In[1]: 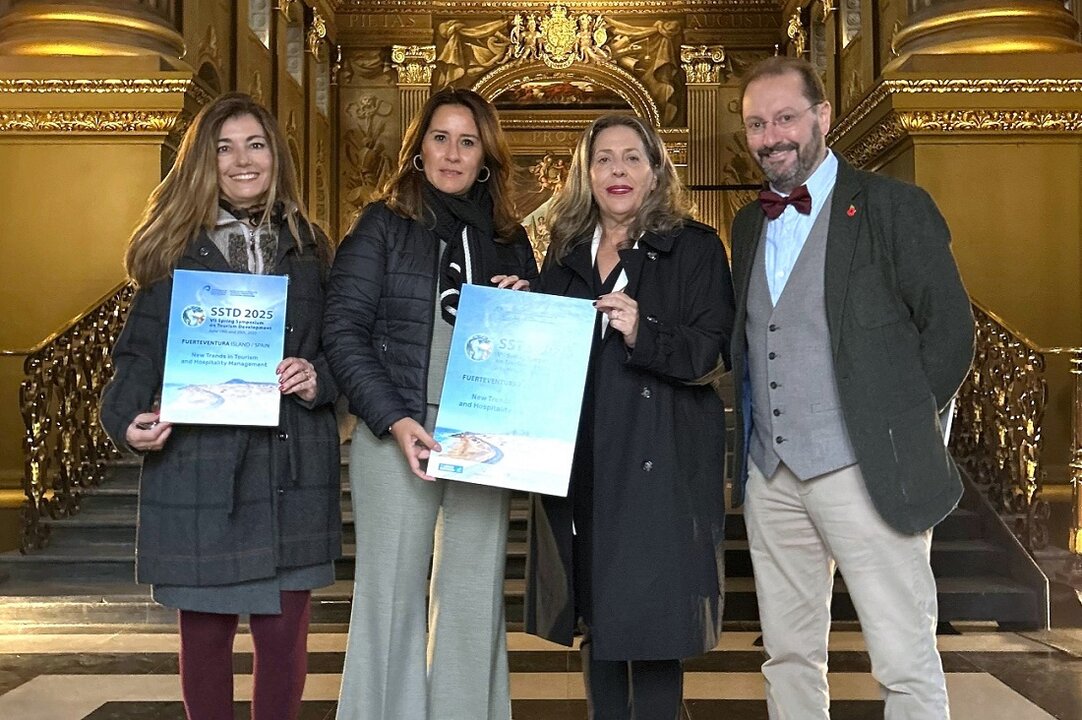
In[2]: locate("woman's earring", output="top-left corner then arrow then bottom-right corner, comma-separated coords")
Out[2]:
412,154 -> 424,171
477,166 -> 491,183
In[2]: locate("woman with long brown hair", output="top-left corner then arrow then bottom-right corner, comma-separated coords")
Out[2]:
100,92 -> 341,720
324,87 -> 536,720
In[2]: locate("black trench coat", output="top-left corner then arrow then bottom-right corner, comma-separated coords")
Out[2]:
524,220 -> 735,661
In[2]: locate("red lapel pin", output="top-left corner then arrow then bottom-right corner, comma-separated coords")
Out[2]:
847,205 -> 857,217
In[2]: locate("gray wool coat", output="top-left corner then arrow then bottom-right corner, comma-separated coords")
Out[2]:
100,222 -> 342,587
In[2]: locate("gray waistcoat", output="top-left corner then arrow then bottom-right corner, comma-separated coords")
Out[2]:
745,195 -> 858,480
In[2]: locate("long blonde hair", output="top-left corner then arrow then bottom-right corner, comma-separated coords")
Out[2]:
547,114 -> 693,261
379,87 -> 520,240
125,93 -> 323,287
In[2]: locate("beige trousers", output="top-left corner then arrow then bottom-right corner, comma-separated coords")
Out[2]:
744,460 -> 950,719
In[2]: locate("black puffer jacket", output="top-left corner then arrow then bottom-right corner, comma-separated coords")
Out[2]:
323,200 -> 539,436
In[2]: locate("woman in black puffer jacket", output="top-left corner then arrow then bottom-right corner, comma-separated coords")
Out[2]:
323,87 -> 537,720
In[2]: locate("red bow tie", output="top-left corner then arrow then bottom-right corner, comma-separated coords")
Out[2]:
758,185 -> 812,220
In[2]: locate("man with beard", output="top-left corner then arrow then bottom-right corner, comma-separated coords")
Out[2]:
728,56 -> 974,719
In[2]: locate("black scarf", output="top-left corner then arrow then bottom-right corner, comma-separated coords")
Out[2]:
422,180 -> 498,325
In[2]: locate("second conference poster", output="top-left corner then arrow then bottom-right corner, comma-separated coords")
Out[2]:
427,284 -> 595,496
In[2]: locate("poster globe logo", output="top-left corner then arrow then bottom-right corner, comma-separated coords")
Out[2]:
465,334 -> 494,362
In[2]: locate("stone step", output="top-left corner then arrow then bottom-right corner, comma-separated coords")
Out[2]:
0,570 -> 1040,630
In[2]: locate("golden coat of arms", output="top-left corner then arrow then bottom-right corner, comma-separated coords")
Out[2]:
509,4 -> 609,69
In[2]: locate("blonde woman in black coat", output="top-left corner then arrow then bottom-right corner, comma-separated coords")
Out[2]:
524,114 -> 735,720
100,93 -> 340,720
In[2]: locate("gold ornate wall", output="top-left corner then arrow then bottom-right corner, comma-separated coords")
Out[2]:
0,0 -> 337,489
332,1 -> 785,246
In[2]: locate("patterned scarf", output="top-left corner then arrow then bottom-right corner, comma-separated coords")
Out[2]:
422,180 -> 498,325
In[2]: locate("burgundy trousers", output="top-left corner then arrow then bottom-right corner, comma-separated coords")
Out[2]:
178,590 -> 311,720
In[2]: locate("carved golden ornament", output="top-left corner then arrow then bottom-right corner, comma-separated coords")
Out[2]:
787,12 -> 807,56
307,11 -> 328,60
508,5 -> 609,69
839,108 -> 1082,168
831,78 -> 1082,144
392,44 -> 436,85
680,44 -> 726,84
277,0 -> 299,22
5,283 -> 135,552
0,110 -> 179,133
336,0 -> 776,13
0,78 -> 200,95
530,154 -> 569,194
821,0 -> 835,19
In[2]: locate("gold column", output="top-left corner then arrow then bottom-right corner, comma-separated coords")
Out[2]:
680,44 -> 726,234
890,0 -> 1080,64
391,44 -> 435,130
0,1 -> 185,59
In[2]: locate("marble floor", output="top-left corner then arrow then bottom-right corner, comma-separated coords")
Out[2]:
0,624 -> 1080,719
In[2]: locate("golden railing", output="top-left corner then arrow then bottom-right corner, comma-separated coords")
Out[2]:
1,283 -> 134,553
949,301 -> 1082,562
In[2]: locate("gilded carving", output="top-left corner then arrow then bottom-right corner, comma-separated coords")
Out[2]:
787,12 -> 807,56
392,44 -> 436,85
0,78 -> 201,95
341,93 -> 396,225
436,12 -> 680,123
435,19 -> 513,87
833,78 -> 1082,142
821,0 -> 836,19
337,0 -> 776,12
680,45 -> 726,84
530,154 -> 569,194
307,11 -> 328,61
507,5 -> 609,69
316,137 -> 329,226
276,0 -> 299,22
0,110 -> 178,133
839,109 -> 1082,169
340,48 -> 393,87
606,18 -> 681,124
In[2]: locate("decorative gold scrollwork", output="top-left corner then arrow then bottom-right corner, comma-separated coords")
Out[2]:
391,45 -> 436,85
680,45 -> 726,84
306,11 -> 328,61
949,304 -> 1050,551
530,154 -> 569,195
8,283 -> 135,553
508,5 -> 609,69
787,12 -> 807,56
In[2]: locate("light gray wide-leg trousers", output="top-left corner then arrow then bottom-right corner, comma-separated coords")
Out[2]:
336,420 -> 511,720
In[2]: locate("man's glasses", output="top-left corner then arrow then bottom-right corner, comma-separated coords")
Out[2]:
743,103 -> 821,136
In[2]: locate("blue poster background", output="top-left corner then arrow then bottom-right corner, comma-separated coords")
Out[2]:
427,284 -> 596,496
159,269 -> 288,426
